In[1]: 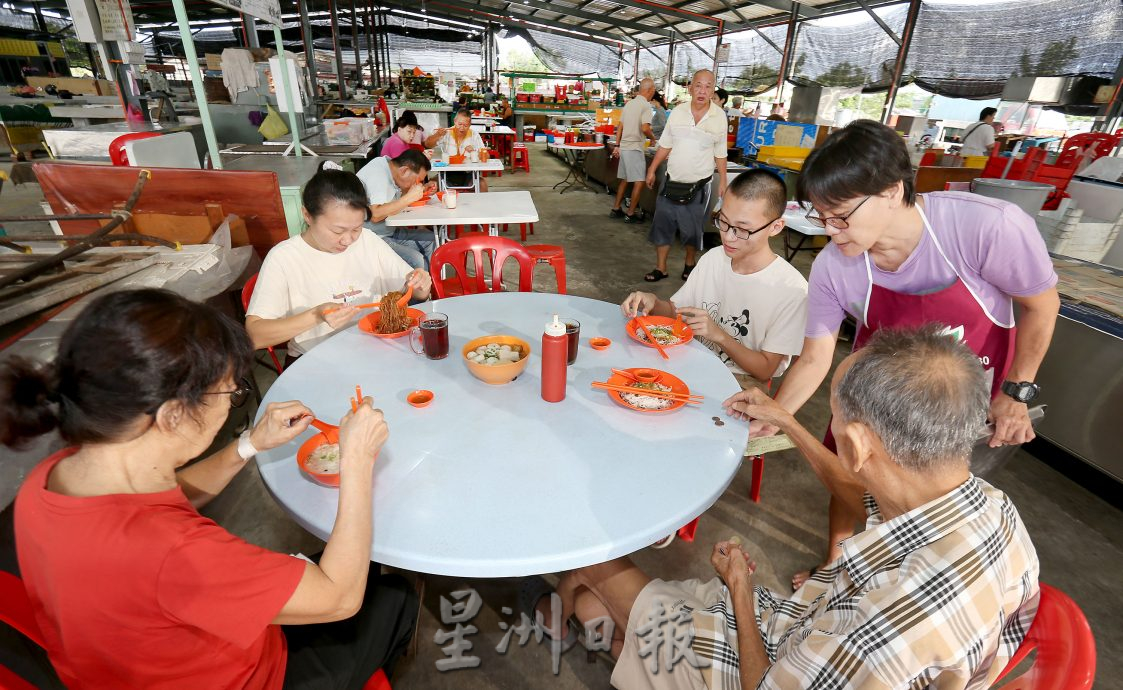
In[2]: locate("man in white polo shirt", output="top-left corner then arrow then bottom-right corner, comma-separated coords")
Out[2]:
610,77 -> 657,223
643,69 -> 728,282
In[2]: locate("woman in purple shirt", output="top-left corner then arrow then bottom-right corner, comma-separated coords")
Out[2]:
725,120 -> 1059,590
381,111 -> 421,159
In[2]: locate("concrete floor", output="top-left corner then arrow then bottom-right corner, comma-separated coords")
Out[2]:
1,149 -> 1120,688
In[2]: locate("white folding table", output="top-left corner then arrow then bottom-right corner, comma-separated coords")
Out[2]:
386,190 -> 539,246
433,159 -> 504,193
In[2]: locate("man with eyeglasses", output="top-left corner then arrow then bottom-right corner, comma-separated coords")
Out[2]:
623,169 -> 807,388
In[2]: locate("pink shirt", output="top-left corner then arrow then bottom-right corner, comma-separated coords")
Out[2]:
381,131 -> 411,159
806,192 -> 1057,339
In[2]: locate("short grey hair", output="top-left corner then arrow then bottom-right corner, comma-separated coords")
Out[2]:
836,325 -> 988,472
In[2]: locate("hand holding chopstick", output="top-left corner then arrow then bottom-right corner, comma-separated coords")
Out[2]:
636,315 -> 670,360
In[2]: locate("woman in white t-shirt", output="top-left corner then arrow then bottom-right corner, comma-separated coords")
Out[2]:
246,163 -> 432,363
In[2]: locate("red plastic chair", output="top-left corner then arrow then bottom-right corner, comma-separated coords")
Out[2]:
241,273 -> 284,375
0,570 -> 49,689
1053,132 -> 1119,169
364,669 -> 392,690
991,583 -> 1096,689
430,234 -> 533,298
108,131 -> 161,166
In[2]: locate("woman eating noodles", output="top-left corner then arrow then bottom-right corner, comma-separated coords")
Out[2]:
4,288 -> 417,689
246,162 -> 432,366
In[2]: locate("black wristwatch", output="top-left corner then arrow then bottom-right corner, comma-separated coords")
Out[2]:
1001,380 -> 1040,404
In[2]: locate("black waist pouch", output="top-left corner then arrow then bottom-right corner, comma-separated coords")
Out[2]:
661,175 -> 711,205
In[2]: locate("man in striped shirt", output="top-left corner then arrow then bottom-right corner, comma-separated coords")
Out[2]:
536,325 -> 1039,689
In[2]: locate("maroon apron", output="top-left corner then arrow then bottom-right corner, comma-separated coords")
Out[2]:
824,207 -> 1015,450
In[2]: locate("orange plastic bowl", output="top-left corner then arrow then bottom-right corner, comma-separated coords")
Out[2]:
359,307 -> 425,339
296,432 -> 340,486
589,337 -> 611,350
448,154 -> 466,164
409,197 -> 431,207
626,316 -> 694,349
407,389 -> 434,407
462,335 -> 531,385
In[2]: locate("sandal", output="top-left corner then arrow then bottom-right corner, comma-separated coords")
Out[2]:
644,269 -> 668,282
518,576 -> 578,652
682,263 -> 696,280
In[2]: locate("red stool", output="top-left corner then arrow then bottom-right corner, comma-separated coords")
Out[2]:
525,244 -> 566,294
499,222 -> 535,241
512,144 -> 530,173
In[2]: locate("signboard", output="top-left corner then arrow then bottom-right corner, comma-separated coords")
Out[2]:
95,0 -> 134,41
206,0 -> 282,26
717,43 -> 731,65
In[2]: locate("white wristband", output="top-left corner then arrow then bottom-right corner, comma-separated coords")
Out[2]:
237,429 -> 259,461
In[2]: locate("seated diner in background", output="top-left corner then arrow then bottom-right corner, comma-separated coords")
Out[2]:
246,162 -> 432,365
425,109 -> 490,192
380,110 -> 422,159
4,288 -> 419,689
532,325 -> 1039,690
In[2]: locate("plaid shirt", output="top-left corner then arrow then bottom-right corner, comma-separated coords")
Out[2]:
690,476 -> 1039,689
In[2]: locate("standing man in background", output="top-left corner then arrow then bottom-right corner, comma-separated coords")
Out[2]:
960,107 -> 998,157
643,69 -> 728,283
610,78 -> 658,223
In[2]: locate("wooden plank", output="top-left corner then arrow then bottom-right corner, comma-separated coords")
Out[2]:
0,252 -> 158,318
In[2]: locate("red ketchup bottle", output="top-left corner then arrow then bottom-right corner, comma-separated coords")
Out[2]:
541,314 -> 568,402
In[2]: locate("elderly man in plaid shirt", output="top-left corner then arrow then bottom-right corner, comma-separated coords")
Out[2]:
532,325 -> 1039,689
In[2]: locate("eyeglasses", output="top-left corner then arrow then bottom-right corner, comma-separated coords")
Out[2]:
713,213 -> 781,240
204,377 -> 253,408
805,195 -> 872,229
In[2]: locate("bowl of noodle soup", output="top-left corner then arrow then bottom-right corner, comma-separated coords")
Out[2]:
297,432 -> 342,486
358,291 -> 425,339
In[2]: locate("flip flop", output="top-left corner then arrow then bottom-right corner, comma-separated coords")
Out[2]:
682,264 -> 696,280
644,269 -> 668,282
518,576 -> 578,652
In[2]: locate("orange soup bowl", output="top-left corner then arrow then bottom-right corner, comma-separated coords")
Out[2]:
462,335 -> 532,385
296,432 -> 341,486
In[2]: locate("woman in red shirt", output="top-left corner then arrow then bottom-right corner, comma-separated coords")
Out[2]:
3,288 -> 417,689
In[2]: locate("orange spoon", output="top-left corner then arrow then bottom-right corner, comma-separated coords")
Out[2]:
308,418 -> 340,443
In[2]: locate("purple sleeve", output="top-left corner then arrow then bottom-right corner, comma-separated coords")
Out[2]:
381,135 -> 407,159
805,251 -> 849,339
967,203 -> 1057,298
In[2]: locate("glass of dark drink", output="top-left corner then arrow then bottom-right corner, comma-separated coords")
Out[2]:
419,312 -> 449,360
564,319 -> 580,365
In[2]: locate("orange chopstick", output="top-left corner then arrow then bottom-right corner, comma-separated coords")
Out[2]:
637,316 -> 670,360
591,381 -> 703,403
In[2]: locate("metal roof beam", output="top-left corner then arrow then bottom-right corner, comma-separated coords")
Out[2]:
414,0 -> 632,45
853,0 -> 900,44
496,0 -> 674,38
